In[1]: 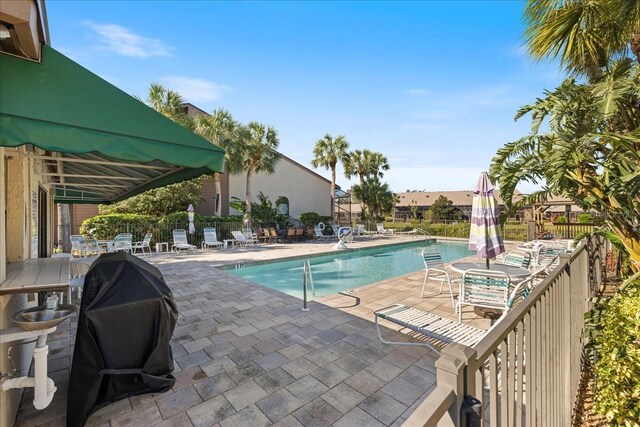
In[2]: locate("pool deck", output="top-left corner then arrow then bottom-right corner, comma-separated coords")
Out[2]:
14,236 -> 505,427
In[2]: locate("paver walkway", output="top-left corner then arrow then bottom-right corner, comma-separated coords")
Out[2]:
14,238 -> 492,427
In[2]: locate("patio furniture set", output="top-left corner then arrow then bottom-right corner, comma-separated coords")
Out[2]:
375,240 -> 568,354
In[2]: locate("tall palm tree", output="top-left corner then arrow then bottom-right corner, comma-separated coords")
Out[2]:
311,134 -> 349,217
143,83 -> 191,126
192,109 -> 242,216
524,0 -> 640,77
234,122 -> 280,221
344,149 -> 390,218
343,149 -> 390,186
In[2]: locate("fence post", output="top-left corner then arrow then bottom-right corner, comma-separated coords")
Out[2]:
436,343 -> 476,426
527,220 -> 536,241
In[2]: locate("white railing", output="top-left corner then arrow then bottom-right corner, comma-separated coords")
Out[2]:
404,235 -> 606,426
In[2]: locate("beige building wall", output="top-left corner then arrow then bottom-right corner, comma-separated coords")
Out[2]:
1,147 -> 55,427
227,157 -> 331,219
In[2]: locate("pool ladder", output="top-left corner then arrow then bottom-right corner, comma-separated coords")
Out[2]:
302,259 -> 316,311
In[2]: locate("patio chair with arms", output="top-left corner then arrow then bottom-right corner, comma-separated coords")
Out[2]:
456,269 -> 511,323
503,249 -> 532,269
70,235 -> 84,257
131,233 -> 153,256
420,247 -> 461,308
374,275 -> 532,355
202,227 -> 223,251
113,233 -> 133,253
172,229 -> 197,253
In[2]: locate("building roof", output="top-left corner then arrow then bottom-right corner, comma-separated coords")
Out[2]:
396,190 -> 518,207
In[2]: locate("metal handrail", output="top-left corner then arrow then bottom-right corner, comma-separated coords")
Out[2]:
302,259 -> 316,311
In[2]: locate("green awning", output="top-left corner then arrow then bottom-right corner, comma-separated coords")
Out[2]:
0,45 -> 225,203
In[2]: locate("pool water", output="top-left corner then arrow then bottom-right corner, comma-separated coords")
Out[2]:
225,241 -> 474,298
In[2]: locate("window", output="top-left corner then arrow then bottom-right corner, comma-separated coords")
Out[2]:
276,196 -> 289,215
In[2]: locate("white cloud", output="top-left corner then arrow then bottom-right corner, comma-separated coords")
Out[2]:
83,21 -> 171,58
406,88 -> 430,96
159,76 -> 230,103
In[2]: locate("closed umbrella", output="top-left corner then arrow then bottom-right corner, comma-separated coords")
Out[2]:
187,204 -> 195,234
469,172 -> 505,268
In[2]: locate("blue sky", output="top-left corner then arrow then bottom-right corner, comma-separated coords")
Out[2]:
47,1 -> 563,193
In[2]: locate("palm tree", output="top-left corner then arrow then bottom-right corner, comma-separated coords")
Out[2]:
352,178 -> 396,220
142,83 -> 190,126
524,0 -> 640,77
311,134 -> 349,218
192,109 -> 242,216
490,62 -> 640,270
343,149 -> 390,186
234,122 -> 280,222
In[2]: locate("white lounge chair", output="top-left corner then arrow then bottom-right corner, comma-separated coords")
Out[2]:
132,233 -> 153,256
376,223 -> 394,235
375,276 -> 532,355
231,230 -> 256,247
503,249 -> 532,269
313,226 -> 330,240
113,233 -> 133,253
420,247 -> 461,308
172,229 -> 197,253
202,227 -> 223,251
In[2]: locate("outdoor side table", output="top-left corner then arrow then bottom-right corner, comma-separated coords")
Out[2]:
155,242 -> 168,253
223,239 -> 235,249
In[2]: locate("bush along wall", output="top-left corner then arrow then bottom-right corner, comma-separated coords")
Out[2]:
592,277 -> 640,426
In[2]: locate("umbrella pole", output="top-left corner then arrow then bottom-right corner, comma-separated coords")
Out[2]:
486,258 -> 490,269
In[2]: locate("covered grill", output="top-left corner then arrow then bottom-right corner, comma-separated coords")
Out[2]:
67,252 -> 178,427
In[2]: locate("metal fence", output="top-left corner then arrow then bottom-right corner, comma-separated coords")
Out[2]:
403,235 -> 606,426
546,222 -> 597,240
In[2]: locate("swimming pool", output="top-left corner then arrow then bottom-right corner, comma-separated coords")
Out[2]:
224,240 -> 474,298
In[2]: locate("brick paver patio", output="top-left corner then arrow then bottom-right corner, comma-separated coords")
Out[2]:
14,237 -> 493,427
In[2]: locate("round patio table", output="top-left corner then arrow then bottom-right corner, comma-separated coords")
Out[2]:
449,262 -> 530,279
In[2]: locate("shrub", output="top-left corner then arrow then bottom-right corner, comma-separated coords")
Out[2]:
80,214 -> 157,242
577,213 -> 593,223
555,215 -> 568,224
158,211 -> 205,224
593,278 -> 640,426
299,212 -> 320,227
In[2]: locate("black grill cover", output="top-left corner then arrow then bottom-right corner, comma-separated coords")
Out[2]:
67,252 -> 178,427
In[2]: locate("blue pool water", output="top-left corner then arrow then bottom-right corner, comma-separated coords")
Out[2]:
225,241 -> 474,298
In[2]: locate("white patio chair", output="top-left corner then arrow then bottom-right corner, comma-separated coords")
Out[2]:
70,235 -> 84,257
113,233 -> 133,252
131,233 -> 153,256
376,223 -> 394,235
80,237 -> 101,257
420,247 -> 461,308
456,269 -> 511,323
172,229 -> 197,253
313,226 -> 330,240
242,228 -> 260,244
503,249 -> 532,269
202,227 -> 223,251
231,230 -> 255,247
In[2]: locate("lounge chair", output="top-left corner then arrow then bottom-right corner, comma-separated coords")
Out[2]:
268,228 -> 280,243
113,233 -> 133,253
231,230 -> 256,247
132,233 -> 153,256
201,227 -> 223,251
374,276 -> 532,354
420,247 -> 461,308
376,223 -> 394,235
172,229 -> 197,253
242,228 -> 260,244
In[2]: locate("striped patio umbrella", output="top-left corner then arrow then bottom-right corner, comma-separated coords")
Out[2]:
468,172 -> 505,267
187,204 -> 195,234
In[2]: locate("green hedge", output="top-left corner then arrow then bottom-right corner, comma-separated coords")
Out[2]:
594,278 -> 640,426
80,214 -> 157,241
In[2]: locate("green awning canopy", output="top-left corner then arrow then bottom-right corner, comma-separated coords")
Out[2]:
0,45 -> 225,204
